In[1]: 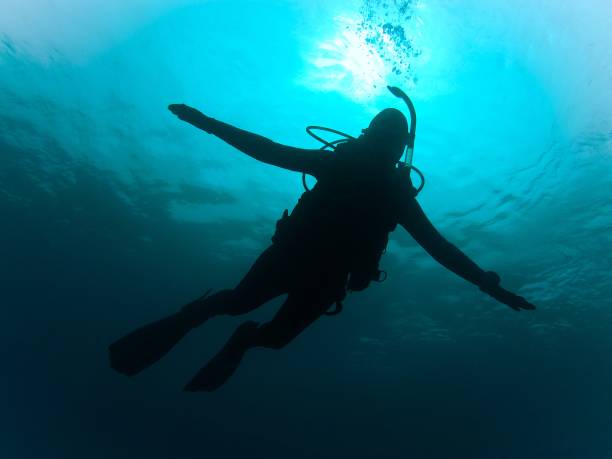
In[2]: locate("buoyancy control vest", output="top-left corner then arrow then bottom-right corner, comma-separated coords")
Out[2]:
272,141 -> 418,292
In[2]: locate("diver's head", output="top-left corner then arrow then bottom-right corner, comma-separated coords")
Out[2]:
361,108 -> 409,165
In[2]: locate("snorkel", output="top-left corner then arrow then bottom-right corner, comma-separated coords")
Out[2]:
305,85 -> 425,194
387,86 -> 416,167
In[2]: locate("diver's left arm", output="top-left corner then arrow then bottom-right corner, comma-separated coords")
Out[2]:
168,103 -> 328,176
399,197 -> 536,311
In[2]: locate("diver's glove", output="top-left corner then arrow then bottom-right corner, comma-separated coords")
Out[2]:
168,104 -> 215,133
478,270 -> 536,311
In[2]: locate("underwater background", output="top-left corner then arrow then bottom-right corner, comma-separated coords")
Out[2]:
2,0 -> 611,457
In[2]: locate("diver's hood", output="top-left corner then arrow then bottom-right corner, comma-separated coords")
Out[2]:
365,108 -> 410,149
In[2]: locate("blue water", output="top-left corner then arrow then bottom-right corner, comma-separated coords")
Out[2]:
2,1 -> 611,457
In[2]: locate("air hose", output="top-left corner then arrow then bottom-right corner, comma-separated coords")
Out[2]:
304,86 -> 424,194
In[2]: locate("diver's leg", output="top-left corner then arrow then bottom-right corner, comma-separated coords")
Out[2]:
180,244 -> 292,327
109,245 -> 291,376
184,290 -> 335,391
253,290 -> 333,349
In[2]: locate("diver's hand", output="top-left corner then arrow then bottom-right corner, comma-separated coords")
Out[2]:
486,285 -> 536,311
168,104 -> 213,131
478,272 -> 536,311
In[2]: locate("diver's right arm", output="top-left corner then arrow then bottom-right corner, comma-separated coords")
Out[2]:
168,104 -> 329,176
399,196 -> 536,312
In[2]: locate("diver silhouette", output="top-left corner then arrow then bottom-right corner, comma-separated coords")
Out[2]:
109,86 -> 535,392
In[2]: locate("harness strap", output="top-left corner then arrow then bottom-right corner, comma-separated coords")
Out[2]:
324,300 -> 343,316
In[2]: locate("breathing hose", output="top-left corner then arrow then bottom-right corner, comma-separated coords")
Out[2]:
303,86 -> 424,194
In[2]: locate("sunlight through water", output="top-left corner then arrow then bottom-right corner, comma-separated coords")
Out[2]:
2,1 -> 612,457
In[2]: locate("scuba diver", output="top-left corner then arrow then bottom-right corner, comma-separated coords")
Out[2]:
109,86 -> 536,392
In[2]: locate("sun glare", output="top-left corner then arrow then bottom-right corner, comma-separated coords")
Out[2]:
302,10 -> 420,101
304,16 -> 390,100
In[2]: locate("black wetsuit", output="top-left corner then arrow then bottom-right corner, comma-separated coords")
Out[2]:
190,116 -> 487,349
109,106 -> 534,390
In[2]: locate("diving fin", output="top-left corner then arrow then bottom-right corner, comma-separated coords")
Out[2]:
184,321 -> 259,392
109,289 -> 216,376
109,313 -> 192,376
